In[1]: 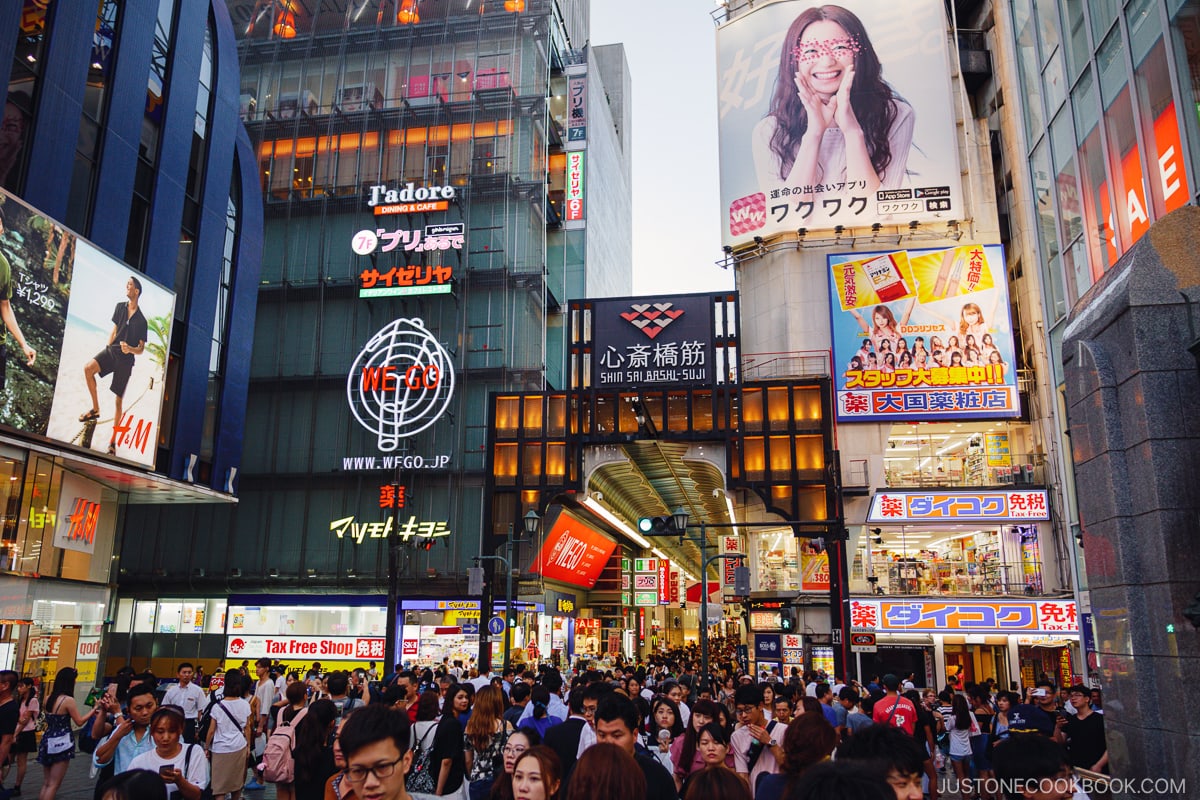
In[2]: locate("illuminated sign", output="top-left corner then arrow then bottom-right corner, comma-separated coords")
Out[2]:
366,183 -> 456,215
867,490 -> 1050,523
26,636 -> 60,660
0,187 -> 175,468
715,0 -> 963,245
330,515 -> 450,544
720,535 -> 744,593
54,472 -> 104,554
341,454 -> 451,471
567,75 -> 587,141
226,635 -> 386,660
530,510 -> 618,589
347,318 -> 456,451
565,152 -> 585,221
634,591 -> 658,607
590,294 -> 716,389
358,264 -> 453,298
546,590 -> 577,618
829,244 -> 1020,421
658,560 -> 670,606
352,224 -> 465,256
848,599 -> 1078,634
634,558 -> 657,573
378,485 -> 407,509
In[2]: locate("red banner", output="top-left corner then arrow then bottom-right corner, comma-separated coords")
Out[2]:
530,511 -> 617,589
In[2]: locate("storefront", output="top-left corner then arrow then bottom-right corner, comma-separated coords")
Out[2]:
538,589 -> 577,668
399,598 -> 544,669
0,451 -> 120,682
848,598 -> 1080,689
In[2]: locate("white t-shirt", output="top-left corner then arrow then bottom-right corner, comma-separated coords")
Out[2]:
161,682 -> 207,720
732,720 -> 787,798
210,698 -> 252,754
128,744 -> 209,797
254,679 -> 276,723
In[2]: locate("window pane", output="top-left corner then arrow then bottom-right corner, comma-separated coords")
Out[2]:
1050,110 -> 1082,242
1044,48 -> 1067,112
1012,0 -> 1046,143
1078,120 -> 1113,275
1090,0 -> 1121,43
1097,27 -> 1127,106
1034,0 -> 1060,56
1103,86 -> 1148,255
1031,139 -> 1059,263
1134,40 -> 1190,217
1063,0 -> 1090,78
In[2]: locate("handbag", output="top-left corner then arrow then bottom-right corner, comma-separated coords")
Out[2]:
43,732 -> 73,754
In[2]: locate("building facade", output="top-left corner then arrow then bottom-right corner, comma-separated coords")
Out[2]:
0,0 -> 263,684
712,0 -> 1081,689
107,0 -> 635,676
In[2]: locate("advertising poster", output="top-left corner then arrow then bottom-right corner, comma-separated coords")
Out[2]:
530,509 -> 618,590
45,240 -> 173,466
799,543 -> 829,592
715,0 -> 963,246
53,471 -> 104,555
828,243 -> 1019,421
0,188 -> 174,467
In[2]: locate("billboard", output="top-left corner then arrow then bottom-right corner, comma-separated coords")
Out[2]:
590,294 -> 715,389
867,489 -> 1050,523
715,0 -> 963,246
848,599 -> 1078,634
0,188 -> 174,467
530,510 -> 618,590
828,243 -> 1019,421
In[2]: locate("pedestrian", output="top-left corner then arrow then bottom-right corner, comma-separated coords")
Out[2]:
293,699 -> 340,800
335,704 -> 413,800
592,694 -> 676,800
206,670 -> 254,800
273,680 -> 310,800
511,746 -> 561,800
127,706 -> 209,798
646,697 -> 684,773
9,677 -> 40,794
786,761 -> 894,800
38,667 -> 101,800
95,769 -> 170,800
411,689 -> 466,797
563,743 -> 646,800
93,682 -> 159,797
833,724 -> 926,800
991,733 -> 1077,800
162,665 -> 207,744
448,684 -> 475,728
754,712 -> 837,800
246,657 -> 276,790
671,699 -> 730,791
465,686 -> 512,800
1053,684 -> 1107,774
678,723 -> 735,799
519,686 -> 562,740
681,766 -> 750,800
488,728 -> 539,800
730,684 -> 786,798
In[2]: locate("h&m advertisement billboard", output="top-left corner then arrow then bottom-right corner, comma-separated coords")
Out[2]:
715,0 -> 963,246
0,189 -> 174,467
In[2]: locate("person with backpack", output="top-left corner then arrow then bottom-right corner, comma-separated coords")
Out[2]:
326,672 -> 365,719
206,670 -> 254,800
269,681 -> 310,800
291,699 -> 338,800
408,690 -> 465,797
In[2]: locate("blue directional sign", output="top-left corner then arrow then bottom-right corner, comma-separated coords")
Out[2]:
487,616 -> 506,635
461,622 -> 480,636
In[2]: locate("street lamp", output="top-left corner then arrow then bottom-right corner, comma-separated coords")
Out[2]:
478,509 -> 541,673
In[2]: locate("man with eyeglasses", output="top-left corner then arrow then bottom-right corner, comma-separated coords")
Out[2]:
544,681 -> 607,782
730,684 -> 786,798
338,702 -> 436,800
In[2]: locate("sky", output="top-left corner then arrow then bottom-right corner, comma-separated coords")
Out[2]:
590,1 -> 735,296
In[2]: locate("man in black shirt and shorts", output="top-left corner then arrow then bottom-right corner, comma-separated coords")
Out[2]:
80,276 -> 148,455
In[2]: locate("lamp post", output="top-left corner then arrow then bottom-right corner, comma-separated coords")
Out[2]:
477,510 -> 540,672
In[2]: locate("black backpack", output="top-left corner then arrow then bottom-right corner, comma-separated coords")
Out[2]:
194,693 -> 221,744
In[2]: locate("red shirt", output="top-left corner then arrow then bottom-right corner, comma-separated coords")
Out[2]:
872,695 -> 917,735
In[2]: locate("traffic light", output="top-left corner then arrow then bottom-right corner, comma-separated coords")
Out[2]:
733,566 -> 751,597
779,608 -> 796,632
637,516 -> 677,536
416,537 -> 435,551
467,567 -> 484,595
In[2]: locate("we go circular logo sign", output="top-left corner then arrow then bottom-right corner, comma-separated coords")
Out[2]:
347,318 -> 456,451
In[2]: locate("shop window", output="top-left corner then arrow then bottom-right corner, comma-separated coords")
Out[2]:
1133,40 -> 1190,220
157,602 -> 183,633
205,599 -> 227,634
133,600 -> 158,633
115,598 -> 134,634
1100,86 -> 1146,259
751,530 -> 799,592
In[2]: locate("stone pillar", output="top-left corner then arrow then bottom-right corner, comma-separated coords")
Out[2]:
1061,206 -> 1200,794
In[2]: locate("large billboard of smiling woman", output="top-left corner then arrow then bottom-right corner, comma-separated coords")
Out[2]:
715,0 -> 965,246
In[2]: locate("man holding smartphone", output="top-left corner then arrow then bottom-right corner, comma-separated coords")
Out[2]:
93,684 -> 159,774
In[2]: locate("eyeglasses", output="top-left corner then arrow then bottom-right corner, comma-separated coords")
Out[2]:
345,757 -> 404,784
734,707 -> 754,717
502,744 -> 529,756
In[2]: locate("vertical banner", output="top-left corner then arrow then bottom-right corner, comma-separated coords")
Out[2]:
715,0 -> 963,246
567,74 -> 587,142
799,542 -> 830,592
828,243 -> 1019,421
658,560 -> 671,605
720,535 -> 744,595
565,152 -> 585,221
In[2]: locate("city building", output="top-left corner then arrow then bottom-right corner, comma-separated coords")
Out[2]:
106,0 -> 637,675
989,0 -> 1200,785
0,0 -> 263,684
712,0 -> 1082,686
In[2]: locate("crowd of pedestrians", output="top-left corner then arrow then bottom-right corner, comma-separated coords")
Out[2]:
1,648 -> 1108,800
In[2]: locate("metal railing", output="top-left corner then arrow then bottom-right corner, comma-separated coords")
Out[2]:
741,350 -> 831,381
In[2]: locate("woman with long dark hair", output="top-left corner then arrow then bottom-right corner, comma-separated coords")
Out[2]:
518,686 -> 561,740
511,746 -> 562,800
290,698 -> 338,800
37,667 -> 100,800
670,699 -> 729,791
752,4 -> 914,209
563,743 -> 644,800
943,693 -> 977,786
754,712 -> 837,800
645,696 -> 684,773
488,728 -> 540,800
9,677 -> 39,793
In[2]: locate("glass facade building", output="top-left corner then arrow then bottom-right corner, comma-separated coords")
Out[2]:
108,0 -> 633,673
0,0 -> 262,682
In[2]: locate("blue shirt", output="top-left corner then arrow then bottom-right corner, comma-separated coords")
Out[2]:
821,703 -> 839,728
94,725 -> 155,774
